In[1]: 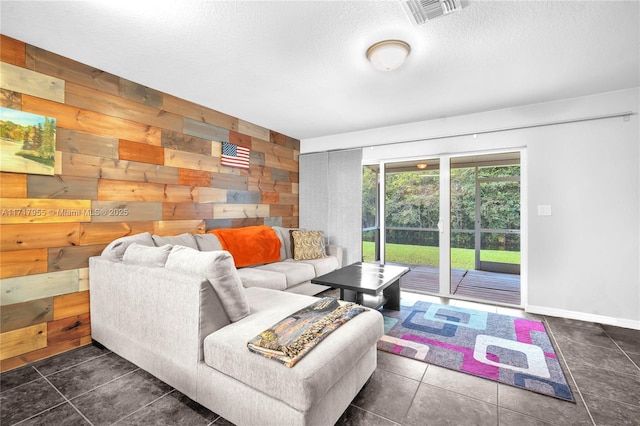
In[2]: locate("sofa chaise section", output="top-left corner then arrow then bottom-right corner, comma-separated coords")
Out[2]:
89,239 -> 383,426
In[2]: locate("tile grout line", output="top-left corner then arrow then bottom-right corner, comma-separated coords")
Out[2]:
34,365 -> 143,425
57,367 -> 142,401
600,328 -> 640,372
543,317 -> 597,426
0,366 -> 41,395
34,351 -> 113,378
108,388 -> 176,425
25,365 -> 95,426
347,403 -> 401,425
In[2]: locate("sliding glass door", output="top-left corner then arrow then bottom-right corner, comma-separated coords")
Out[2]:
449,153 -> 521,304
363,151 -> 522,306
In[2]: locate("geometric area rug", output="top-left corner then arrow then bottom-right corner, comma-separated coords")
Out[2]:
377,300 -> 575,402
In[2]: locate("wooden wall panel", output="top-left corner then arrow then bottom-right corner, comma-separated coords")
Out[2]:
78,222 -> 155,245
0,38 -> 300,368
162,203 -> 214,221
27,175 -> 98,200
229,130 -> 251,148
0,172 -> 27,197
154,219 -> 205,236
238,119 -> 270,140
1,270 -> 79,306
119,140 -> 165,165
22,95 -> 161,145
0,248 -> 48,278
162,130 -> 212,155
0,223 -> 81,251
90,201 -> 163,222
1,35 -> 26,66
213,204 -> 269,219
261,192 -> 279,204
162,94 -> 238,131
279,193 -> 299,206
61,152 -> 179,184
164,149 -> 221,172
0,323 -> 47,360
0,62 -> 64,103
65,82 -> 184,132
56,128 -> 119,158
47,313 -> 90,345
48,245 -> 104,272
27,46 -> 120,96
78,268 -> 90,292
210,173 -> 248,191
0,199 -> 91,224
98,179 -> 165,202
120,79 -> 163,109
195,187 -> 227,204
65,83 -> 183,132
0,298 -> 53,333
183,117 -> 230,142
179,169 -> 211,187
1,88 -> 22,109
53,291 -> 90,320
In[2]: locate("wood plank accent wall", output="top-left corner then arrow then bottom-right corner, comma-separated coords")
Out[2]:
0,35 -> 300,371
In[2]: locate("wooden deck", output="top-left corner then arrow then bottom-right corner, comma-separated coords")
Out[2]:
393,263 -> 521,306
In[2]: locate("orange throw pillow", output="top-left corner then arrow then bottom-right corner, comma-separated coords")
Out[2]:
209,225 -> 282,268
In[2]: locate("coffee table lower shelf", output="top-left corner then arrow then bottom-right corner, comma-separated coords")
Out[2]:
339,279 -> 401,310
312,263 -> 408,311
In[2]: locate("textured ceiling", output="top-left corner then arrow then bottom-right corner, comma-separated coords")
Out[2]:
1,1 -> 639,141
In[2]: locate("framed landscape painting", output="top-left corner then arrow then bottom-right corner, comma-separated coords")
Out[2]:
0,107 -> 56,176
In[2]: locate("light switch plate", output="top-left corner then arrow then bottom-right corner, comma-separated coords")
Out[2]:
538,205 -> 552,216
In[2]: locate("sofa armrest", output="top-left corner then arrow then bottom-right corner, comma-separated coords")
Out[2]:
326,245 -> 343,268
89,257 -> 229,399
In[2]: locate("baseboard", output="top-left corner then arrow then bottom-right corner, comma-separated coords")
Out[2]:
526,305 -> 640,330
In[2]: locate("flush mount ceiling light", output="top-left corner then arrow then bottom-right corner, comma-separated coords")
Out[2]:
416,163 -> 428,169
366,40 -> 411,71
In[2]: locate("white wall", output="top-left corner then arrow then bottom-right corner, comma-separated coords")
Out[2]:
301,88 -> 640,328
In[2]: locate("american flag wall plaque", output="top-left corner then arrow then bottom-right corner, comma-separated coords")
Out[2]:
221,141 -> 250,169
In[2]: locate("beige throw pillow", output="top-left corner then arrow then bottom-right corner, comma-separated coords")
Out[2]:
290,230 -> 327,260
165,246 -> 250,322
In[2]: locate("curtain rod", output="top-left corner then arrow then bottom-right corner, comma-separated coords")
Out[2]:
301,110 -> 635,155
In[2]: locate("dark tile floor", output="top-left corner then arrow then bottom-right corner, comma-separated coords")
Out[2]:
1,292 -> 639,425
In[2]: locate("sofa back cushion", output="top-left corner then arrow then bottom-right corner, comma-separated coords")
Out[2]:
194,233 -> 222,251
272,226 -> 296,260
101,232 -> 155,261
208,225 -> 281,268
165,246 -> 250,322
152,233 -> 198,250
123,243 -> 172,267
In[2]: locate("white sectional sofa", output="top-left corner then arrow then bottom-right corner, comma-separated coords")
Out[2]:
89,229 -> 382,426
100,226 -> 342,295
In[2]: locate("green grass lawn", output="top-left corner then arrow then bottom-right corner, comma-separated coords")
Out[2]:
362,241 -> 520,270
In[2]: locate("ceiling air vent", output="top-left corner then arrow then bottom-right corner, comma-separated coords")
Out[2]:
403,0 -> 464,25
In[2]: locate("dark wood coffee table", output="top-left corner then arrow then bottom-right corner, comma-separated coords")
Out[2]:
312,262 -> 409,310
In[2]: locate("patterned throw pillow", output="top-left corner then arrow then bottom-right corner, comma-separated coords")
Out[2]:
290,230 -> 327,260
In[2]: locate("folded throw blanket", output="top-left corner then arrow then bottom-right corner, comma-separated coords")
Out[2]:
248,297 -> 365,367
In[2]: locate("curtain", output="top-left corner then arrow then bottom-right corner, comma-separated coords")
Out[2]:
299,149 -> 363,266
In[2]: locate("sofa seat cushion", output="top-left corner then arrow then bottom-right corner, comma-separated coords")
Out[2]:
286,257 -> 339,277
253,262 -> 316,289
236,268 -> 287,291
203,287 -> 383,412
